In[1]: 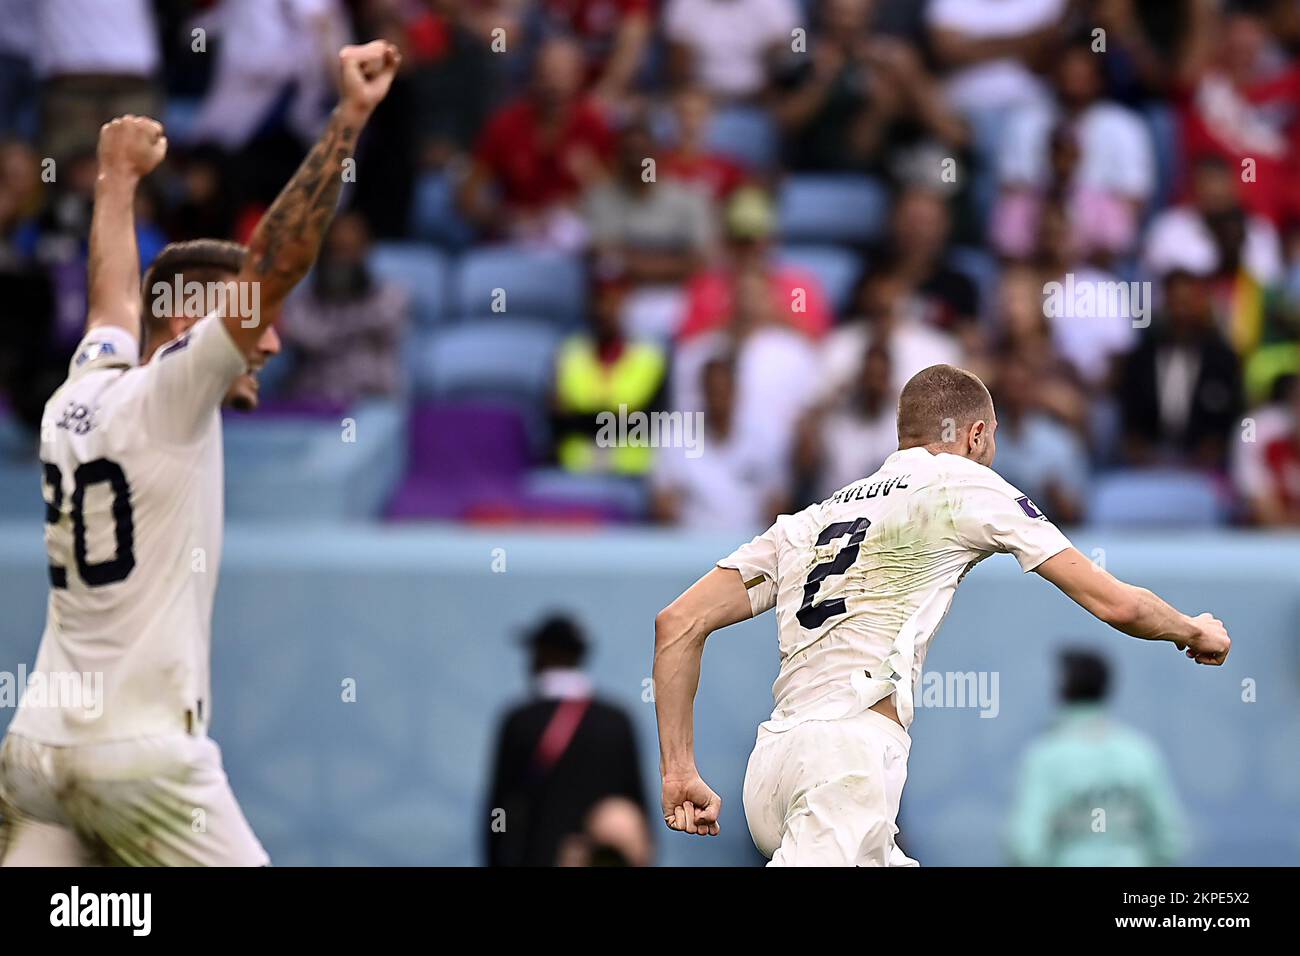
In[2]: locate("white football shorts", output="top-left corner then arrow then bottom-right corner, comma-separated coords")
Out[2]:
743,707 -> 918,867
0,732 -> 268,867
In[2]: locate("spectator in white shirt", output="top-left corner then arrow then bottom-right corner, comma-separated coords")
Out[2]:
994,38 -> 1156,263
664,0 -> 800,101
927,0 -> 1067,116
819,270 -> 964,407
36,0 -> 160,165
651,355 -> 784,531
672,266 -> 820,475
1144,156 -> 1284,286
191,0 -> 350,150
795,341 -> 899,502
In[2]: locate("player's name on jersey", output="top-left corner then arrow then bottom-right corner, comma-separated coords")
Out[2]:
827,474 -> 911,505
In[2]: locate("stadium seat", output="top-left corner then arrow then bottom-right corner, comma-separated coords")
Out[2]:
1087,469 -> 1229,528
777,244 -> 862,314
223,399 -> 408,520
370,242 -> 450,328
408,319 -> 560,455
409,318 -> 559,400
706,106 -> 778,170
523,468 -> 649,522
777,174 -> 889,245
410,171 -> 476,248
388,401 -> 531,520
453,247 -> 586,326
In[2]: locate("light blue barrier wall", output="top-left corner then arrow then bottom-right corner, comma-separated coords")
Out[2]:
1,521 -> 1298,866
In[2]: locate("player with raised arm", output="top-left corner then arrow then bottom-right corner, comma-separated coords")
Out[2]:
653,364 -> 1231,866
0,41 -> 400,867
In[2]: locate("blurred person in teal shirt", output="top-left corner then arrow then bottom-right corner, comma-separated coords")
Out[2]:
1007,649 -> 1187,866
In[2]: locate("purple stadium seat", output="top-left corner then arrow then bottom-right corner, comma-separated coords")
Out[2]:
387,402 -> 530,520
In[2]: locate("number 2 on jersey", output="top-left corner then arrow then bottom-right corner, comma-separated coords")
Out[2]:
42,458 -> 136,588
797,517 -> 872,629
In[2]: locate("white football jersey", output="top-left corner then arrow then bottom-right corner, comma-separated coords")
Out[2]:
718,446 -> 1072,731
9,316 -> 247,744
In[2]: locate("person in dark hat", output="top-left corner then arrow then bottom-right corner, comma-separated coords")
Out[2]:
483,613 -> 650,866
1006,648 -> 1187,866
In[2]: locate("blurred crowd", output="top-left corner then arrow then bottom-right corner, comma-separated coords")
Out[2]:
2,0 -> 1300,530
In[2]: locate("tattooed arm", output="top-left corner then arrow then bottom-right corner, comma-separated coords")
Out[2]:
86,115 -> 167,337
227,40 -> 400,355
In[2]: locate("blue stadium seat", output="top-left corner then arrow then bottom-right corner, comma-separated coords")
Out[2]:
370,242 -> 450,328
411,171 -> 476,248
523,468 -> 649,521
777,244 -> 862,314
777,174 -> 889,245
707,106 -> 778,170
409,319 -> 561,456
1087,469 -> 1228,528
409,319 -> 559,401
453,247 -> 586,326
222,399 -> 408,520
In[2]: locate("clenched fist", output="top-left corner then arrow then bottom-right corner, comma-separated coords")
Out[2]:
1178,612 -> 1231,666
338,41 -> 401,117
661,771 -> 722,837
97,115 -> 166,181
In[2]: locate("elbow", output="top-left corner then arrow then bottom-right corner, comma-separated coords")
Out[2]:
654,606 -> 682,646
654,603 -> 697,658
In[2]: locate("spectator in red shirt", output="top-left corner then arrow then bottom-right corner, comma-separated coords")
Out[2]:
1243,376 -> 1300,526
1175,3 -> 1300,226
677,186 -> 832,342
661,86 -> 750,203
539,0 -> 654,106
459,35 -> 614,247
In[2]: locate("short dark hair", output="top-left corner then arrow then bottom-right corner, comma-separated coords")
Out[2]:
1060,649 -> 1110,703
896,364 -> 994,448
140,239 -> 247,347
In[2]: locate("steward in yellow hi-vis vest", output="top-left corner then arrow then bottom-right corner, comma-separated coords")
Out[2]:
553,334 -> 667,475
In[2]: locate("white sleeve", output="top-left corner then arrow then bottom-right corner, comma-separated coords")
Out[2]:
66,326 -> 140,380
716,521 -> 782,616
950,468 -> 1073,572
142,313 -> 248,444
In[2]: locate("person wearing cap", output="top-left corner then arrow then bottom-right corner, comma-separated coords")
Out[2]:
484,614 -> 649,866
1006,649 -> 1187,866
676,186 -> 833,343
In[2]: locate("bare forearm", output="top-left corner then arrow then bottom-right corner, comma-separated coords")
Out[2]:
87,175 -> 141,333
654,612 -> 706,776
246,105 -> 365,306
1114,583 -> 1199,644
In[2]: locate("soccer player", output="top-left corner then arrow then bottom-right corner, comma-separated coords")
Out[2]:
0,41 -> 400,866
652,364 -> 1231,866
